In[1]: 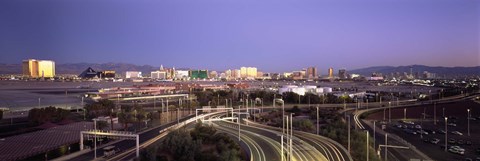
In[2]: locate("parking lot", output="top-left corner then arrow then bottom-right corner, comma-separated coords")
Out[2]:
367,100 -> 480,161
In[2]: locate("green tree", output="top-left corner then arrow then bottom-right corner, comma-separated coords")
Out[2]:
163,129 -> 200,161
190,122 -> 217,143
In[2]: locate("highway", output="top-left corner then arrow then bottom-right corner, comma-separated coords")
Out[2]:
67,115 -> 196,161
243,120 -> 352,161
212,120 -> 328,161
203,110 -> 351,161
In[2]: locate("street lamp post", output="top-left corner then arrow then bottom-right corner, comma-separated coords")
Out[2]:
404,108 -> 406,120
238,113 -> 241,141
443,107 -> 445,118
383,108 -> 386,121
316,106 -> 319,135
385,133 -> 388,161
94,119 -> 97,159
468,109 -> 470,136
344,99 -> 347,120
366,130 -> 369,161
388,102 -> 391,123
289,113 -> 293,161
445,117 -> 448,151
281,135 -> 284,161
434,102 -> 437,125
373,120 -> 376,150
347,115 -> 351,153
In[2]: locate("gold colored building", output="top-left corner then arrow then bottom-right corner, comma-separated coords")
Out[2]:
22,59 -> 55,78
328,67 -> 334,78
240,67 -> 257,78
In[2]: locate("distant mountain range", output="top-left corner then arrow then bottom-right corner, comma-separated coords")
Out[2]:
349,65 -> 480,78
0,63 -> 479,78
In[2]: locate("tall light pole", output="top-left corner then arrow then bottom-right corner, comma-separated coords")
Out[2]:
444,117 -> 448,152
38,97 -> 41,108
82,96 -> 85,120
366,99 -> 369,109
385,133 -> 388,161
166,99 -> 169,122
373,121 -> 376,151
347,115 -> 351,153
316,106 -> 319,135
366,130 -> 369,161
281,135 -> 284,161
388,102 -> 391,123
467,109 -> 470,136
94,119 -> 97,159
434,102 -> 437,125
383,108 -> 386,121
404,108 -> 406,120
443,107 -> 445,118
289,113 -> 293,161
238,113 -> 241,141
344,98 -> 347,120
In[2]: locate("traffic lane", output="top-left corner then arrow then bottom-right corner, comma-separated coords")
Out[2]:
70,115 -> 195,160
214,123 -> 266,161
245,121 -> 349,161
215,122 -> 280,161
217,121 -> 323,161
69,139 -> 135,161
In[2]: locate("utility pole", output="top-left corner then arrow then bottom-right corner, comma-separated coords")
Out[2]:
468,109 -> 470,136
238,114 -> 241,141
434,102 -> 437,125
388,102 -> 391,123
445,117 -> 448,151
385,133 -> 388,161
316,106 -> 319,135
366,130 -> 369,161
94,119 -> 97,159
347,115 -> 351,153
373,121 -> 376,150
289,113 -> 293,161
281,135 -> 284,161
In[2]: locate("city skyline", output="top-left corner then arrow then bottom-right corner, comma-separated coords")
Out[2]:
1,0 -> 479,73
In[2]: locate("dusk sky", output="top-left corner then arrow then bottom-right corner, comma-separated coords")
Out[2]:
0,0 -> 478,72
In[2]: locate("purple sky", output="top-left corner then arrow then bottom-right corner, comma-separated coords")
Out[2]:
0,0 -> 478,73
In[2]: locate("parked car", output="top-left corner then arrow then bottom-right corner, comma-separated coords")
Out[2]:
448,123 -> 457,127
452,131 -> 464,136
438,129 -> 446,134
403,120 -> 415,125
417,130 -> 429,135
404,129 -> 417,135
458,140 -> 465,145
425,129 -> 436,134
430,138 -> 440,144
449,148 -> 465,155
415,125 -> 422,129
449,139 -> 456,144
451,146 -> 465,152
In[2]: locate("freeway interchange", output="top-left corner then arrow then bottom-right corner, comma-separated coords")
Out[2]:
67,107 -> 353,161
